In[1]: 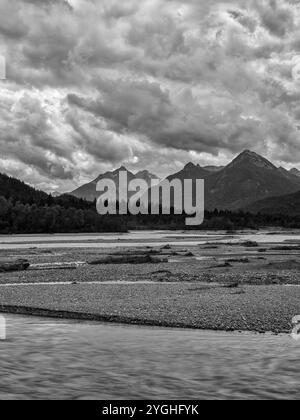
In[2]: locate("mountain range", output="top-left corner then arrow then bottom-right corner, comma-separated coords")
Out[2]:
70,167 -> 158,202
0,150 -> 299,216
68,150 -> 300,213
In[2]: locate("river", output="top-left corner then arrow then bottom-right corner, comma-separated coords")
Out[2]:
0,230 -> 299,249
0,315 -> 299,400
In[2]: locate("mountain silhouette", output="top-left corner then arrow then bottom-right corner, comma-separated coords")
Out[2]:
168,162 -> 212,183
290,168 -> 300,178
0,172 -> 48,203
67,150 -> 300,211
204,150 -> 300,210
70,167 -> 159,202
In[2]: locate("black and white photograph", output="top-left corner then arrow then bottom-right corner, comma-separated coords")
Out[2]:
0,0 -> 300,403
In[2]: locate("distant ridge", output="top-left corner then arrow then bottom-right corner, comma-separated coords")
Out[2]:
67,150 -> 300,211
165,150 -> 300,211
226,150 -> 276,170
290,168 -> 300,177
245,190 -> 300,216
70,167 -> 159,202
0,172 -> 48,204
167,162 -> 212,182
0,172 -> 92,209
204,150 -> 300,210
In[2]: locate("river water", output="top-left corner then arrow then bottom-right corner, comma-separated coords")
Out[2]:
0,315 -> 299,400
0,230 -> 299,249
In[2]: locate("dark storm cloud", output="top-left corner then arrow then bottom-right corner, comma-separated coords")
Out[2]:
254,0 -> 294,37
0,0 -> 300,191
65,108 -> 133,163
67,78 -> 264,156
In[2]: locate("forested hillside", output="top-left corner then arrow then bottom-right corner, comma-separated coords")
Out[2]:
0,173 -> 126,233
1,172 -> 300,234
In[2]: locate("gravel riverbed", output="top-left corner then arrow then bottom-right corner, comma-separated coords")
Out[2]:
0,283 -> 299,334
0,242 -> 299,333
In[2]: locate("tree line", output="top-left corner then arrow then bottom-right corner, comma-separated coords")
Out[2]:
1,195 -> 300,234
0,172 -> 299,234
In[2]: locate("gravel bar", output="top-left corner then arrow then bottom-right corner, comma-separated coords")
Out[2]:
0,283 -> 299,333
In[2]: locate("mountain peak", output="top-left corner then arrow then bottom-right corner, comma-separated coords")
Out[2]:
184,162 -> 197,170
94,166 -> 130,183
229,150 -> 276,170
115,165 -> 128,172
290,168 -> 300,177
136,170 -> 158,179
239,150 -> 263,160
240,149 -> 254,156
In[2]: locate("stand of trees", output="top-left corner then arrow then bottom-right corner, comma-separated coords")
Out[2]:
0,194 -> 300,234
0,173 -> 127,233
125,210 -> 300,231
0,172 -> 299,234
0,196 -> 128,234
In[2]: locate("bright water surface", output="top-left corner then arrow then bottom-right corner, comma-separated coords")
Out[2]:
0,230 -> 299,249
0,315 -> 299,400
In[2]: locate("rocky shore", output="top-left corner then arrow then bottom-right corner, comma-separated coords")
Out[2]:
0,283 -> 299,333
0,239 -> 299,334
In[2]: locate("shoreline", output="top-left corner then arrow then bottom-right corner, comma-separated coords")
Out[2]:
1,233 -> 299,336
0,305 -> 290,334
0,279 -> 297,334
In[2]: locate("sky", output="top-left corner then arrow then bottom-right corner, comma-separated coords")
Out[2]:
1,0 -> 300,193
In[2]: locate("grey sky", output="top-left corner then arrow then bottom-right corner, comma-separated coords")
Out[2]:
0,0 -> 300,193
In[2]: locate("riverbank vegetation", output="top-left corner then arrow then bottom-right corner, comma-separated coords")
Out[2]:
1,193 -> 300,234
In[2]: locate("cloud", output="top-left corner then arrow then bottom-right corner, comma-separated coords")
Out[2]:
0,92 -> 74,180
65,106 -> 134,163
1,0 -> 300,192
254,0 -> 294,37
